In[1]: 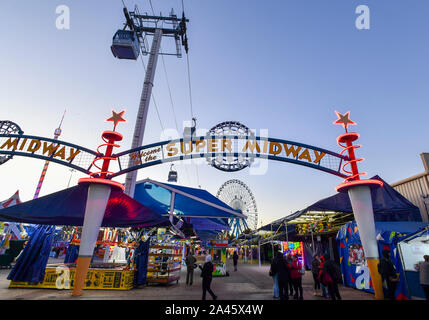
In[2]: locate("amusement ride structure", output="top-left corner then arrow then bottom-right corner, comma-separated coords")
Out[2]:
216,179 -> 258,237
0,121 -> 23,165
208,121 -> 255,172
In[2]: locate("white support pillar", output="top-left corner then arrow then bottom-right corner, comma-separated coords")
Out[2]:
125,28 -> 163,197
72,183 -> 111,296
348,184 -> 384,299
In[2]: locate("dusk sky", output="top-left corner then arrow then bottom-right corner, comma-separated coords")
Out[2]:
0,1 -> 428,228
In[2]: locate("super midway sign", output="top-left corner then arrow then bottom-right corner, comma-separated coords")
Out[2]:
0,133 -> 349,179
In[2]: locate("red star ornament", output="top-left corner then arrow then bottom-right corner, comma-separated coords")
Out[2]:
333,110 -> 356,132
107,110 -> 126,130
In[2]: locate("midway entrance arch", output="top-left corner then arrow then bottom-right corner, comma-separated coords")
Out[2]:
0,132 -> 349,180
0,111 -> 385,299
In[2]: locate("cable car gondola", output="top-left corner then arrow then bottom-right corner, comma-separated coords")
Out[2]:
168,164 -> 178,182
111,30 -> 140,60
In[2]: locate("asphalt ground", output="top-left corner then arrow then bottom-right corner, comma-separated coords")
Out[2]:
0,258 -> 374,300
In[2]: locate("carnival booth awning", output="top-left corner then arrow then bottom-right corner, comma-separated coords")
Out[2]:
337,221 -> 429,300
300,175 -> 421,222
133,179 -> 245,219
258,175 -> 421,235
0,184 -> 170,228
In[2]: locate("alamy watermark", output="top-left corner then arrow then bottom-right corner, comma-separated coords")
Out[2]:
355,5 -> 370,30
56,5 -> 70,30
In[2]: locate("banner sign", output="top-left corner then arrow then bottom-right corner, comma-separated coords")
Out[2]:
0,134 -> 98,175
112,135 -> 349,179
0,133 -> 349,179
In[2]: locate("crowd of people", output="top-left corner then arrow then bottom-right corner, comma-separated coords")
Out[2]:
184,245 -> 429,301
270,252 -> 342,300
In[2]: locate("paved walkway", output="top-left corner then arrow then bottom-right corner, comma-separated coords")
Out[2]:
0,260 -> 374,300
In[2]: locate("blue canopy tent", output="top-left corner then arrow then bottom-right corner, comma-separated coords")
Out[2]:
133,179 -> 242,238
134,179 -> 244,219
337,221 -> 428,299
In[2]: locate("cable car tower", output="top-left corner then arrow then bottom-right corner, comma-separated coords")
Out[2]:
111,5 -> 189,197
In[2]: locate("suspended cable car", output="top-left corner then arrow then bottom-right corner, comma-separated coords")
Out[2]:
183,118 -> 197,142
111,30 -> 140,60
168,164 -> 178,182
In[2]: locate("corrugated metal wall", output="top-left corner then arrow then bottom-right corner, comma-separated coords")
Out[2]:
392,174 -> 429,222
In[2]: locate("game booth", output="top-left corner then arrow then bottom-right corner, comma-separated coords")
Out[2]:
337,221 -> 429,299
206,239 -> 228,276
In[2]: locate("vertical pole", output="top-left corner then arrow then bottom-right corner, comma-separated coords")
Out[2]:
328,237 -> 334,261
124,28 -> 163,197
270,224 -> 274,259
258,238 -> 261,267
169,192 -> 176,224
285,221 -> 288,243
72,183 -> 111,296
311,227 -> 315,256
348,185 -> 384,300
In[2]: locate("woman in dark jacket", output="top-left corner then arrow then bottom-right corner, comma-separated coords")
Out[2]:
199,255 -> 217,300
271,252 -> 291,300
233,250 -> 239,271
378,249 -> 398,300
320,254 -> 342,300
311,254 -> 321,296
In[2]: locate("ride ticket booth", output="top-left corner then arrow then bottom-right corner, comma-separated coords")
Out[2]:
207,240 -> 228,277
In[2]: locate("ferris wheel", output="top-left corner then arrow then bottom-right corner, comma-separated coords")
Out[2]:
0,121 -> 23,165
208,121 -> 255,172
216,179 -> 258,237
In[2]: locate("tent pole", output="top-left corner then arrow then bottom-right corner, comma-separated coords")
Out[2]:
285,221 -> 288,243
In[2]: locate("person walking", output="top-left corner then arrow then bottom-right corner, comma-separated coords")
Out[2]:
233,249 -> 239,272
318,255 -> 329,298
378,249 -> 399,300
286,253 -> 294,296
185,250 -> 197,286
311,254 -> 322,296
271,251 -> 291,300
320,254 -> 342,300
270,253 -> 280,299
199,255 -> 217,300
415,255 -> 429,300
290,254 -> 304,300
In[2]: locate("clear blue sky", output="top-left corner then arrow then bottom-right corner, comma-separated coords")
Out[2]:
0,0 -> 428,227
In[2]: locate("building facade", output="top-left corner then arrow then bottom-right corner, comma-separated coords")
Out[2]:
391,153 -> 429,222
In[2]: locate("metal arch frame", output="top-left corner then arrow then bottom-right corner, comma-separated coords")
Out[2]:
0,133 -> 349,180
110,135 -> 349,179
0,134 -> 99,175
